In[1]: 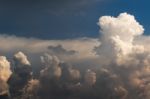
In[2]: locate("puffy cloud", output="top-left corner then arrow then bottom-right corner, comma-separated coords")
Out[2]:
22,79 -> 40,99
60,63 -> 81,83
0,56 -> 12,82
0,56 -> 12,95
68,68 -> 81,82
84,69 -> 96,86
40,53 -> 62,79
95,12 -> 145,65
93,12 -> 150,99
14,51 -> 31,66
8,52 -> 32,99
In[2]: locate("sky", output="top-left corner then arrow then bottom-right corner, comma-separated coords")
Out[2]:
2,1 -> 150,99
0,0 -> 149,39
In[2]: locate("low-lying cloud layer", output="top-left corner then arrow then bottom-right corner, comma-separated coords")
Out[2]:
1,13 -> 150,99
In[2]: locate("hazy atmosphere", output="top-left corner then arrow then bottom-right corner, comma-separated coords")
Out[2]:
0,0 -> 150,99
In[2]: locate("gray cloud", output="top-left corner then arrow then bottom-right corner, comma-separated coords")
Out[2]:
48,45 -> 77,56
8,52 -> 32,99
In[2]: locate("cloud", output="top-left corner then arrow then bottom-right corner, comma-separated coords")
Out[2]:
2,12 -> 150,99
48,44 -> 77,56
40,53 -> 62,79
0,56 -> 12,95
95,12 -> 145,65
23,79 -> 40,99
0,35 -> 99,63
8,52 -> 32,99
60,62 -> 81,83
93,12 -> 150,99
14,51 -> 31,66
84,69 -> 96,86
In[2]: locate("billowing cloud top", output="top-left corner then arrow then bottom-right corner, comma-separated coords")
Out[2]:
95,13 -> 146,65
14,51 -> 31,66
99,13 -> 144,42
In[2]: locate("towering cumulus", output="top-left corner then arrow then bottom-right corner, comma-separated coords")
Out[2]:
94,13 -> 150,99
95,13 -> 144,65
8,52 -> 32,99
